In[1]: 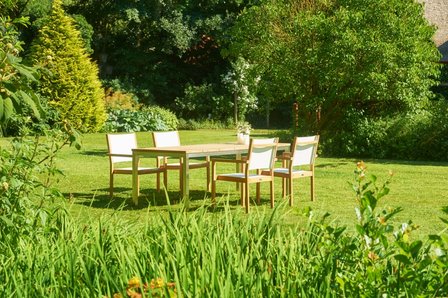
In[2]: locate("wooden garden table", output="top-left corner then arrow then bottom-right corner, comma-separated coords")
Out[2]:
132,142 -> 290,206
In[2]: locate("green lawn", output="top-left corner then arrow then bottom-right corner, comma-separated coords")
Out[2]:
50,129 -> 448,237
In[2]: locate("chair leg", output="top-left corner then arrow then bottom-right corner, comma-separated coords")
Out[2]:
156,172 -> 160,191
311,175 -> 315,201
289,177 -> 293,206
211,180 -> 216,206
161,170 -> 167,191
244,182 -> 250,213
206,166 -> 211,192
282,177 -> 286,199
179,169 -> 183,193
164,170 -> 168,190
240,183 -> 245,207
211,162 -> 216,206
270,180 -> 275,208
256,182 -> 261,205
109,173 -> 114,198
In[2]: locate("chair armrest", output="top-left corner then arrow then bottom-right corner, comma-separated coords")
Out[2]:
211,158 -> 247,164
108,153 -> 132,158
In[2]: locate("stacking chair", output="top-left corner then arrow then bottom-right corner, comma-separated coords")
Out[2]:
106,133 -> 166,198
211,138 -> 279,213
152,131 -> 210,192
271,135 -> 319,205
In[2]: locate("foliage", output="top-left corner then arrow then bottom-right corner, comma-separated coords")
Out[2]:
0,16 -> 42,136
64,0 -> 250,106
177,118 -> 232,130
226,0 -> 441,133
26,0 -> 106,132
104,88 -> 140,111
322,101 -> 448,161
174,82 -> 231,121
0,124 -> 79,246
103,106 -> 178,133
236,120 -> 251,134
71,14 -> 94,54
221,56 -> 259,123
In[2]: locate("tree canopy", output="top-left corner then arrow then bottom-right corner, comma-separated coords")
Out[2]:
226,0 -> 441,132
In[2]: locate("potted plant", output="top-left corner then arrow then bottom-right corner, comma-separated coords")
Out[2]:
236,121 -> 251,144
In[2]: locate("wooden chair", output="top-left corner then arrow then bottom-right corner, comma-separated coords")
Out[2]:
152,131 -> 210,192
106,133 -> 165,198
211,138 -> 279,213
271,135 -> 319,205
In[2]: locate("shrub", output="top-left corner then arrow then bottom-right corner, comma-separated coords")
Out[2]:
174,83 -> 232,121
26,0 -> 106,132
322,101 -> 448,161
104,88 -> 140,111
177,118 -> 232,130
103,106 -> 178,132
0,125 -> 79,245
0,16 -> 42,136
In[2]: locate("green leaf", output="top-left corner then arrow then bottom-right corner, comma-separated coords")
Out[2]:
0,95 -> 4,121
409,240 -> 423,259
3,97 -> 14,121
394,254 -> 411,264
428,234 -> 441,241
8,53 -> 39,82
17,90 -> 41,119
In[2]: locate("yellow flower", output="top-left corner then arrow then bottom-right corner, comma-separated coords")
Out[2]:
368,251 -> 379,261
128,276 -> 140,288
356,161 -> 366,170
150,277 -> 165,289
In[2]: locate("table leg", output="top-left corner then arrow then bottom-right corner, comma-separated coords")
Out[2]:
182,154 -> 190,208
236,153 -> 241,191
132,153 -> 140,205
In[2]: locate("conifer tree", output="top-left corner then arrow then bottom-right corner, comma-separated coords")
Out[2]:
27,0 -> 105,132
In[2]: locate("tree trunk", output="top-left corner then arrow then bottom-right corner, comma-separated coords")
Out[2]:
234,92 -> 238,123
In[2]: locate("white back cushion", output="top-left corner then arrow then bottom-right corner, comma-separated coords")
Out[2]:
153,131 -> 181,147
107,133 -> 137,163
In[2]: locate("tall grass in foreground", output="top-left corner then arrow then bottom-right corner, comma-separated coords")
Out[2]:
1,195 -> 447,296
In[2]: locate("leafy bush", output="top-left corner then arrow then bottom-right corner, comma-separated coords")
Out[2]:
103,106 -> 178,132
177,118 -> 232,130
322,101 -> 448,161
174,83 -> 232,121
0,16 -> 42,136
0,125 -> 79,246
104,88 -> 140,111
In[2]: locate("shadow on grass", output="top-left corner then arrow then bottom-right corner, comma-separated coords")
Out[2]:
81,149 -> 107,156
66,187 -> 278,213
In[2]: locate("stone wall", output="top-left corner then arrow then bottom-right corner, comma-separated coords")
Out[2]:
421,0 -> 448,61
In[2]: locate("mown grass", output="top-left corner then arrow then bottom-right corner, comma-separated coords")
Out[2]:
28,129 -> 447,238
1,129 -> 448,296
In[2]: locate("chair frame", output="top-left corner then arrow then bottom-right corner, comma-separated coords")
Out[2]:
106,133 -> 166,198
152,131 -> 210,192
211,138 -> 279,213
274,135 -> 319,205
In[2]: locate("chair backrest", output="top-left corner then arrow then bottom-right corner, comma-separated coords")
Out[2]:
247,138 -> 279,171
291,135 -> 319,167
152,131 -> 181,147
106,133 -> 137,163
